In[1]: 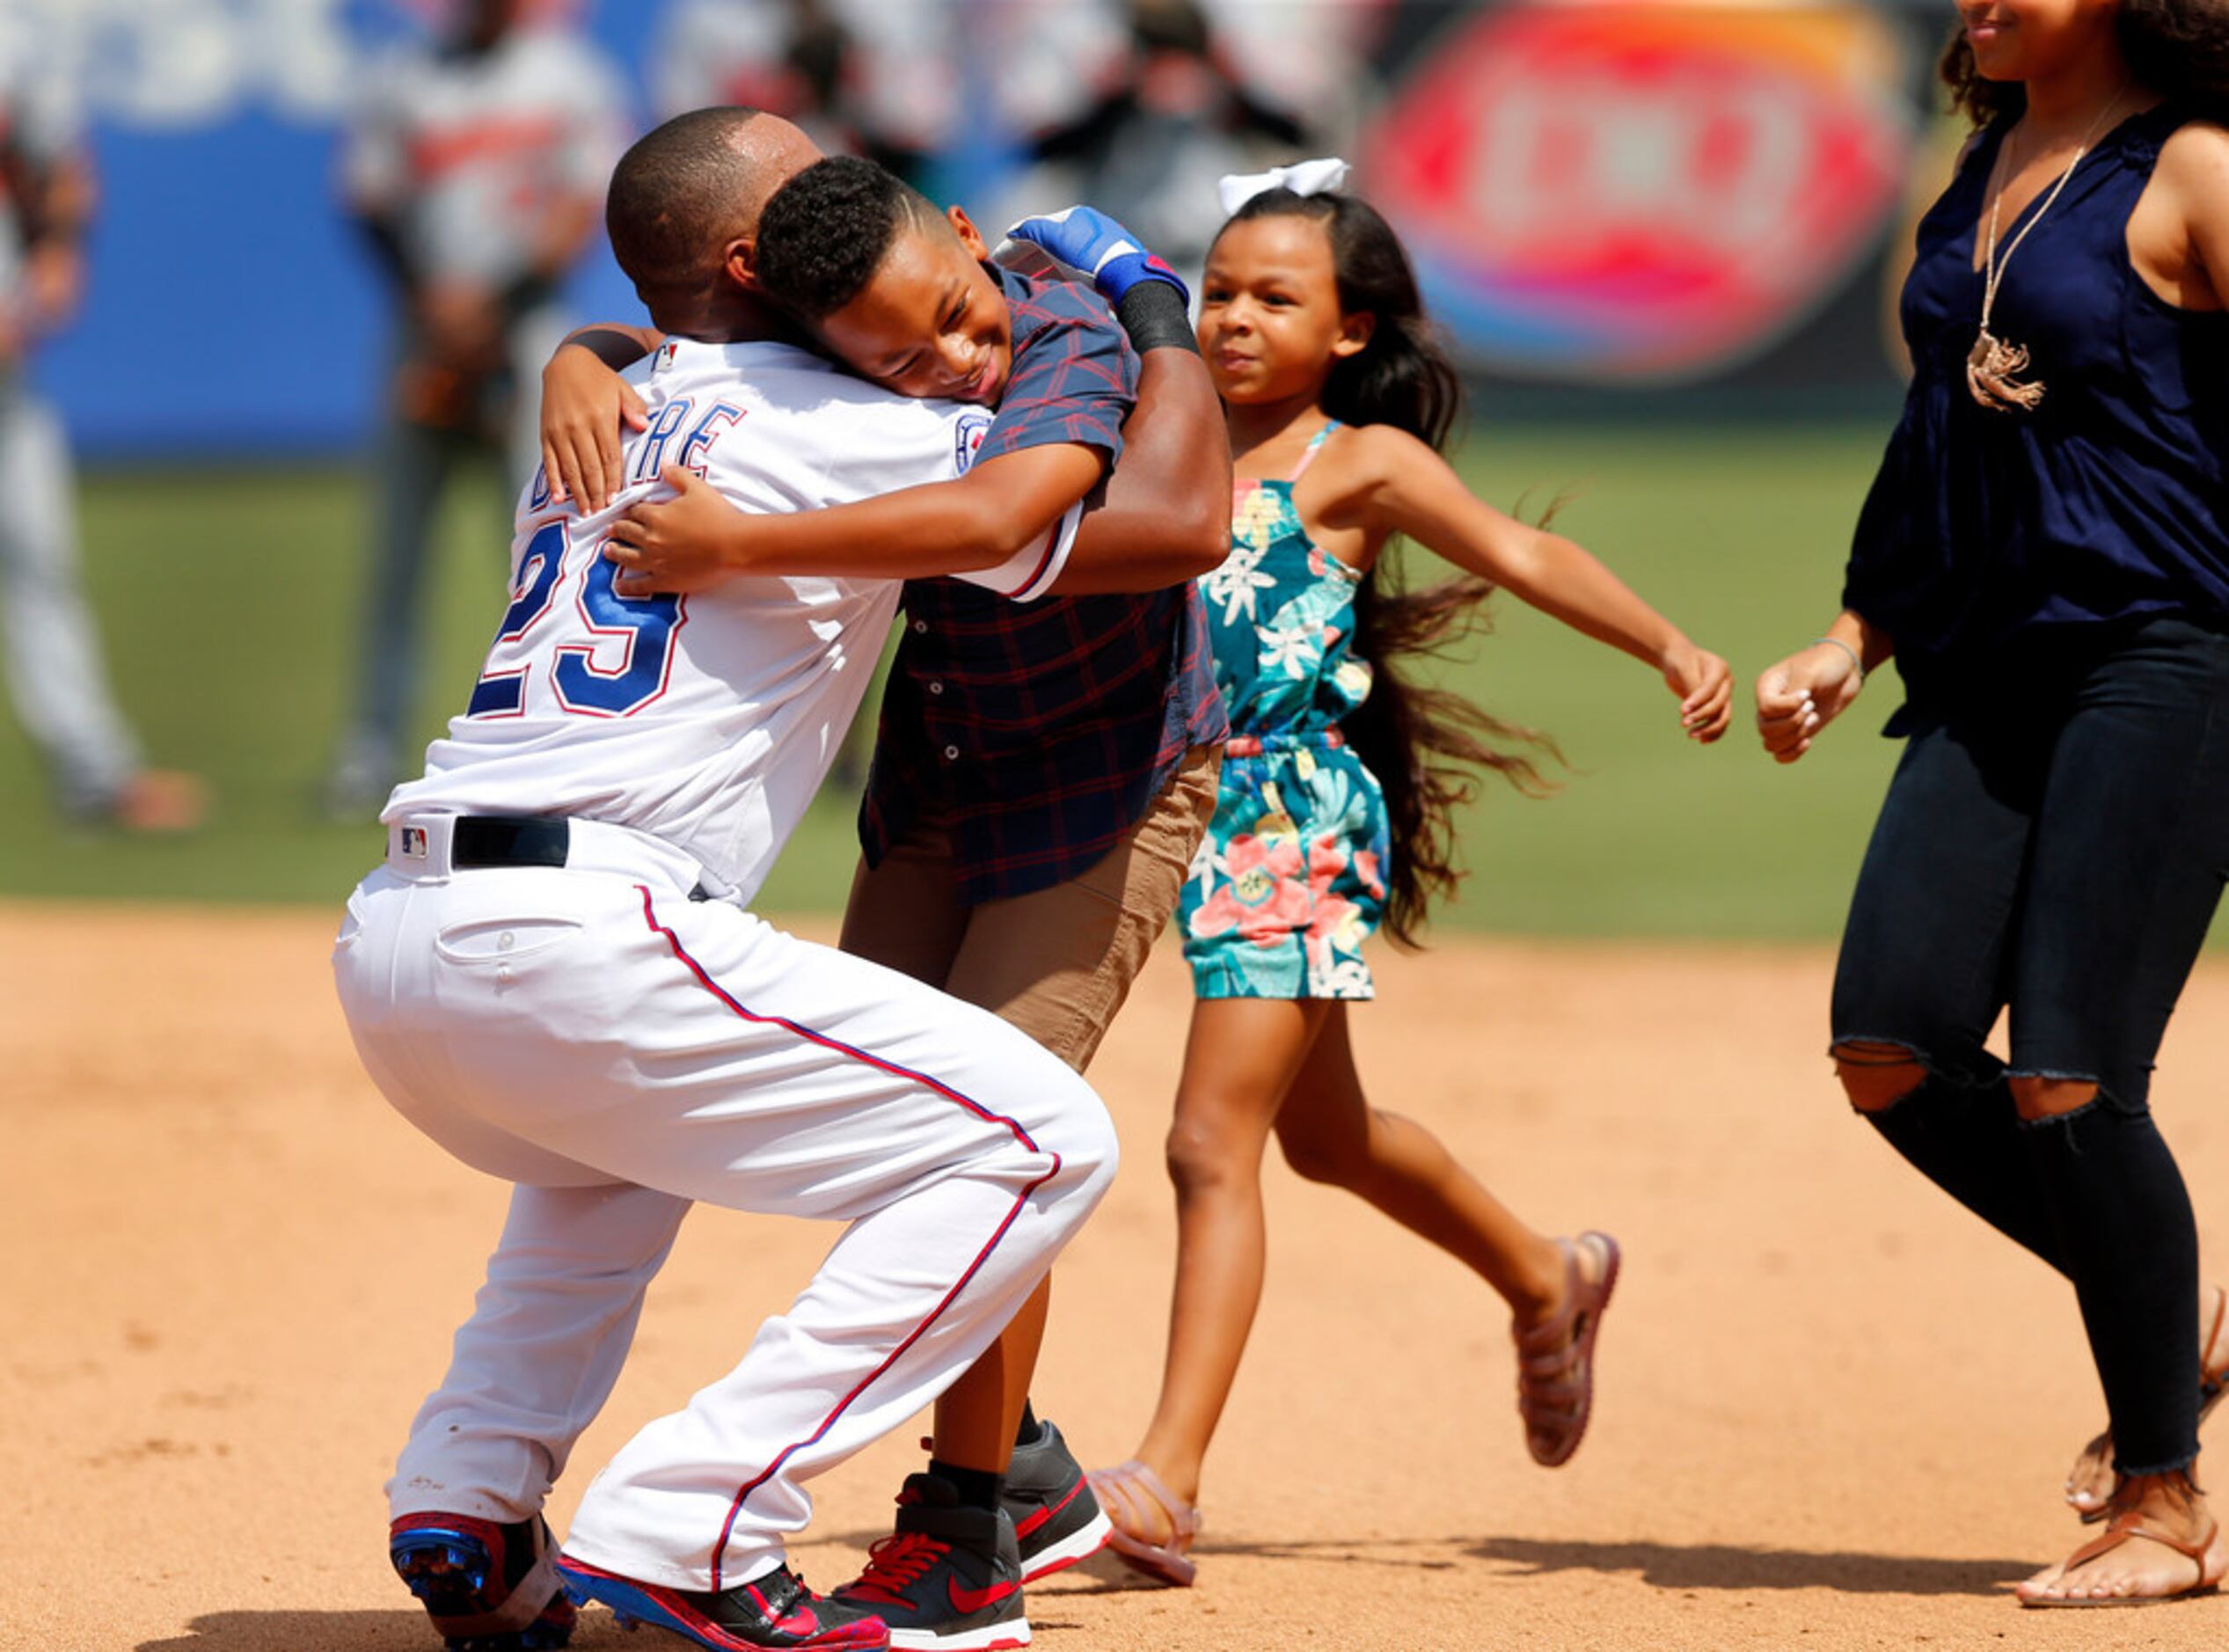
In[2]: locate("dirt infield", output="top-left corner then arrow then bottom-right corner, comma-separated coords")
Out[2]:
11,900 -> 2229,1651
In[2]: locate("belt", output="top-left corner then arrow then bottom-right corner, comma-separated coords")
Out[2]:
451,815 -> 569,869
385,813 -> 726,901
390,814 -> 569,870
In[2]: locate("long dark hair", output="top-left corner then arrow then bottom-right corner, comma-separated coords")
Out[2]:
1941,0 -> 2229,125
1217,187 -> 1558,946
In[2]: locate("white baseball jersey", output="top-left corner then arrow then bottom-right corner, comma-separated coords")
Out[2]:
343,26 -> 627,288
0,46 -> 148,815
382,337 -> 1071,905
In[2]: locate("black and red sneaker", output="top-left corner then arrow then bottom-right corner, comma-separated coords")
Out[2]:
558,1555 -> 888,1649
835,1474 -> 1028,1651
1001,1419 -> 1110,1583
389,1512 -> 576,1651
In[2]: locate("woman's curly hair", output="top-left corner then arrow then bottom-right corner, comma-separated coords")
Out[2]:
1942,0 -> 2229,125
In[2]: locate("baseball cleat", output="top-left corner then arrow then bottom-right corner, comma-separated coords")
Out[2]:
559,1555 -> 890,1649
1001,1419 -> 1110,1583
390,1512 -> 576,1651
835,1473 -> 1029,1650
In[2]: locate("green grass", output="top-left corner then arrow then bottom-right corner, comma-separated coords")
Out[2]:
0,427 -> 1904,936
1431,423 -> 1899,939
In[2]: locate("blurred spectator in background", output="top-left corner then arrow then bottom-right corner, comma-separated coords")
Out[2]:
0,53 -> 203,832
325,0 -> 625,819
653,0 -> 878,164
652,0 -> 1151,192
1025,0 -> 1310,281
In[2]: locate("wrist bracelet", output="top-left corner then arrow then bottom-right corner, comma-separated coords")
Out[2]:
1812,635 -> 1864,683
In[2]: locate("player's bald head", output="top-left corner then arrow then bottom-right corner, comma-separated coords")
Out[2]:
605,108 -> 822,301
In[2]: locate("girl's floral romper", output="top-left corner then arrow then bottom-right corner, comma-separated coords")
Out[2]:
1183,422 -> 1391,999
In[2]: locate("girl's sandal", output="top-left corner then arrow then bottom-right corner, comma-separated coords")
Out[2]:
1086,1459 -> 1202,1587
2071,1285 -> 2229,1524
2021,1506 -> 2225,1608
1515,1232 -> 1621,1469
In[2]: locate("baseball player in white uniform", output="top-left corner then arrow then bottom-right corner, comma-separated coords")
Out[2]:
0,47 -> 202,830
337,110 -> 1144,1652
326,0 -> 627,816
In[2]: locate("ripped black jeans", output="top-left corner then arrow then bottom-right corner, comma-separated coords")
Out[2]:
1833,616 -> 2229,1475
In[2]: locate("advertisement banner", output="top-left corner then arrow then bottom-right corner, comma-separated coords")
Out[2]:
1362,2 -> 1921,384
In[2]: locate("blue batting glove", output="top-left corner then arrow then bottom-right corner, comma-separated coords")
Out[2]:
997,206 -> 1188,308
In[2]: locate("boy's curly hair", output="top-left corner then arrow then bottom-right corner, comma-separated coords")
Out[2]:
756,155 -> 946,318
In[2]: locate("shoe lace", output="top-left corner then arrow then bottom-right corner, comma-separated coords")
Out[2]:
841,1531 -> 948,1604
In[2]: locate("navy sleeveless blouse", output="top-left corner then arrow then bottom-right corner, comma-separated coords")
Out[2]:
1844,105 -> 2229,717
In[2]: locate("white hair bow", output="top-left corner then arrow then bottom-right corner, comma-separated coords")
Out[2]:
1217,157 -> 1351,216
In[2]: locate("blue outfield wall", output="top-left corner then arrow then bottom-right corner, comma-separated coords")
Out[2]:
34,3 -> 654,462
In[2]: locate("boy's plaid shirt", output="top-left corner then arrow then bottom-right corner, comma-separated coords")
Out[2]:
859,267 -> 1227,904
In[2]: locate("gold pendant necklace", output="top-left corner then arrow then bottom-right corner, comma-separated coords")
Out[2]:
1970,91 -> 2128,413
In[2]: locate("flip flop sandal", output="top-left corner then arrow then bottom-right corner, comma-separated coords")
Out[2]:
2021,1508 -> 2225,1608
1516,1231 -> 1621,1469
1086,1459 -> 1202,1587
2074,1286 -> 2229,1524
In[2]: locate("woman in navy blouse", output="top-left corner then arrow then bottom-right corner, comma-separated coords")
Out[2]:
1756,0 -> 2229,1607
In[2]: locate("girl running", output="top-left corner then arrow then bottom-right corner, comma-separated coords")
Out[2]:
1086,167 -> 1733,1586
1756,1 -> 2229,1608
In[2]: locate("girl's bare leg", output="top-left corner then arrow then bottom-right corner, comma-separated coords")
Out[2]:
1129,998 -> 1333,1511
1271,1005 -> 1575,1327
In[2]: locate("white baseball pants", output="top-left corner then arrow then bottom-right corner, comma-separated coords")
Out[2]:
333,815 -> 1118,1593
0,376 -> 142,813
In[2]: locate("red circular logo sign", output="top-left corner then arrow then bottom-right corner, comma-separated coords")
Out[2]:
1363,4 -> 1917,383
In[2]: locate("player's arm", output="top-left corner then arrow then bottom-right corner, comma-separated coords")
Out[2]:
608,442 -> 1104,595
1050,285 -> 1230,594
339,62 -> 414,295
539,323 -> 662,508
11,145 -> 91,344
1339,424 -> 1733,742
0,77 -> 93,353
508,192 -> 597,316
501,52 -> 621,323
994,208 -> 1230,594
610,263 -> 1141,593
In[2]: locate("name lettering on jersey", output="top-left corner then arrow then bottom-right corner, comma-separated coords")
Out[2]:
677,401 -> 746,479
632,398 -> 696,483
631,395 -> 748,485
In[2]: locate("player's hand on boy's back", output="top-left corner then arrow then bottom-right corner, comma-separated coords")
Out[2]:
604,464 -> 745,596
1753,643 -> 1864,764
542,340 -> 648,514
998,205 -> 1189,305
1663,641 -> 1735,743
